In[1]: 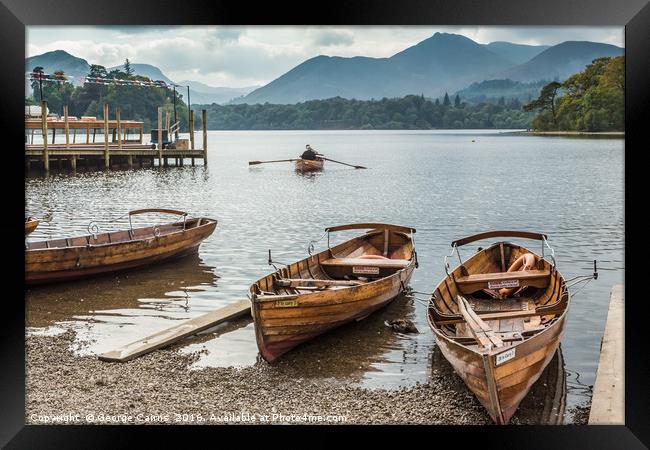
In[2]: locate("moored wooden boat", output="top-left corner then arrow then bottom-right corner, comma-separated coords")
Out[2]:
249,223 -> 418,362
295,158 -> 324,172
427,231 -> 569,424
25,217 -> 40,235
25,209 -> 217,285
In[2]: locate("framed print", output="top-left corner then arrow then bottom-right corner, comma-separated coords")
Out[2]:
1,0 -> 647,447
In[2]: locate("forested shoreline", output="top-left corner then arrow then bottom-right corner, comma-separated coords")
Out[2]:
194,95 -> 534,130
523,56 -> 624,132
26,57 -> 623,132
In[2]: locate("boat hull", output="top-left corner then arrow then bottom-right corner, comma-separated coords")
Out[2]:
295,158 -> 324,172
254,265 -> 414,362
431,313 -> 566,424
250,226 -> 416,362
25,219 -> 39,235
427,239 -> 569,424
26,218 -> 217,285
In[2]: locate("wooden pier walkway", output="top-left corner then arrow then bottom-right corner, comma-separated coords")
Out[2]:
588,284 -> 624,424
25,101 -> 209,171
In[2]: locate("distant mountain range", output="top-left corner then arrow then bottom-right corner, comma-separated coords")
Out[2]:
482,42 -> 551,65
498,41 -> 624,82
234,33 -> 622,104
26,33 -> 623,106
25,51 -> 258,105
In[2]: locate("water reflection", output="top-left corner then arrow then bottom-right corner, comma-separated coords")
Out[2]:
26,254 -> 221,355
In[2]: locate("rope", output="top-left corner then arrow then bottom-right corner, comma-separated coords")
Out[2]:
569,277 -> 594,298
307,230 -> 328,255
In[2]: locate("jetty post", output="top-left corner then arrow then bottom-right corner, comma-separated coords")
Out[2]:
165,111 -> 171,167
41,100 -> 49,171
63,105 -> 76,170
157,107 -> 163,166
103,103 -> 110,169
189,109 -> 195,166
202,109 -> 208,165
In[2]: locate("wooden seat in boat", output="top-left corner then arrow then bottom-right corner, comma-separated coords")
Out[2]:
320,256 -> 411,279
321,257 -> 411,269
455,269 -> 551,294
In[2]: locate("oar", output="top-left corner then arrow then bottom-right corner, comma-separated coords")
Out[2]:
249,158 -> 298,165
320,157 -> 367,169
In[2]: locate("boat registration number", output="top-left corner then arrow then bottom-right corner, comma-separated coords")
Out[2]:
353,266 -> 380,275
275,300 -> 298,308
488,279 -> 520,289
495,348 -> 516,366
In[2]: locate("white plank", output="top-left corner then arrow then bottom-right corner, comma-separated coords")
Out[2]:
99,299 -> 251,362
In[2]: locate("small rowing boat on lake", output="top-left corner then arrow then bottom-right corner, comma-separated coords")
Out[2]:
295,158 -> 324,172
249,223 -> 418,362
25,208 -> 217,285
427,231 -> 572,424
25,217 -> 40,235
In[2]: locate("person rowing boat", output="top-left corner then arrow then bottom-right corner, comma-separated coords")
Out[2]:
300,144 -> 322,161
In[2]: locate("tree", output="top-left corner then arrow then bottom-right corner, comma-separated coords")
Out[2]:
523,81 -> 561,127
124,58 -> 134,76
31,66 -> 45,102
434,98 -> 440,106
443,92 -> 451,106
454,94 -> 461,107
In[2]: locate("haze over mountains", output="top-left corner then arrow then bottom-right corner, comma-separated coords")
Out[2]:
26,32 -> 622,106
25,52 -> 259,105
236,33 -> 622,104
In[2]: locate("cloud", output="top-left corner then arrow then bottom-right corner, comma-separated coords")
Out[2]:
27,26 -> 624,88
312,30 -> 354,47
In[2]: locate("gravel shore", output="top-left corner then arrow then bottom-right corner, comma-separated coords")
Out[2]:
26,330 -> 494,425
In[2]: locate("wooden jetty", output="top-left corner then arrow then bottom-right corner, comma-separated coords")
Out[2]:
99,299 -> 251,362
25,101 -> 208,171
588,284 -> 624,424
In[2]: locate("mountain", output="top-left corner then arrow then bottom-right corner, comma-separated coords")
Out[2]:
237,33 -> 515,104
499,41 -> 624,82
482,42 -> 550,65
25,50 -> 90,86
178,80 -> 259,105
108,63 -> 174,84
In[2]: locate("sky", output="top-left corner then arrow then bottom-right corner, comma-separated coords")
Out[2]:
27,26 -> 624,88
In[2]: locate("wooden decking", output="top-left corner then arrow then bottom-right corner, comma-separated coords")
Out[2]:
26,101 -> 208,171
588,284 -> 624,424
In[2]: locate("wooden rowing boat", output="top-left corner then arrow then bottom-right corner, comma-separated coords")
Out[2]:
249,223 -> 418,362
25,217 -> 40,235
25,208 -> 217,285
427,230 -> 569,424
295,158 -> 324,172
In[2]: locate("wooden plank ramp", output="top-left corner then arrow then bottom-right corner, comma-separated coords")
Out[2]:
98,299 -> 251,362
588,285 -> 624,424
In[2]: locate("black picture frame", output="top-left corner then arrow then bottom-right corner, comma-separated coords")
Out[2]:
1,0 -> 646,447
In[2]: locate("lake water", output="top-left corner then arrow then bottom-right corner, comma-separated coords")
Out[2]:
25,130 -> 624,423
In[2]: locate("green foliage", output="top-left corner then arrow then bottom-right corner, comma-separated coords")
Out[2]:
193,95 -> 535,130
27,65 -> 189,131
455,79 -> 548,105
526,56 -> 624,131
